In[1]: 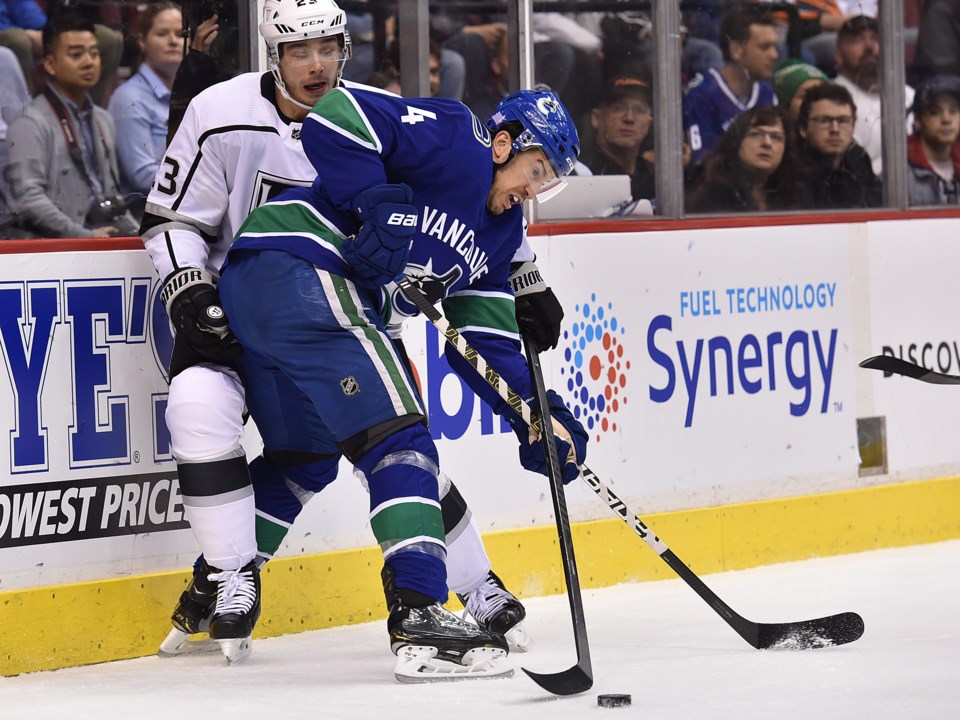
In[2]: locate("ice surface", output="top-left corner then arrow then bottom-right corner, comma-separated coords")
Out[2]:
2,540 -> 958,719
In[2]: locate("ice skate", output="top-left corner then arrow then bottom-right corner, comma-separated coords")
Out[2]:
208,560 -> 261,665
158,557 -> 220,657
458,571 -> 530,652
384,567 -> 512,682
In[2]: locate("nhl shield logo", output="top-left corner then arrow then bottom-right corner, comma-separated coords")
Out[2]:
340,375 -> 360,396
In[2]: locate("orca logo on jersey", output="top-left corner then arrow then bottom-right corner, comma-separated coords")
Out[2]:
391,261 -> 463,319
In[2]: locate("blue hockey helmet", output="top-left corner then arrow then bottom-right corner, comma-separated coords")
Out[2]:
485,90 -> 580,178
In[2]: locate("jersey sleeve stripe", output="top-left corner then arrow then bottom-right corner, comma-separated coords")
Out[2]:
169,125 -> 282,212
442,294 -> 519,334
307,88 -> 382,152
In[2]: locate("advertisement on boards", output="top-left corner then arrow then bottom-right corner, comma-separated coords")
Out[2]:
526,224 -> 860,509
865,218 -> 960,472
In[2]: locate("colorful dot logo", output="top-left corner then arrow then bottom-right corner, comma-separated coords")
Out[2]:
560,294 -> 629,442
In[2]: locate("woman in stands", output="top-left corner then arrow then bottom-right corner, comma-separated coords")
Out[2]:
686,104 -> 809,213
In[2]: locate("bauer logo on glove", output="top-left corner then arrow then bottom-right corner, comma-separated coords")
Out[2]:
344,183 -> 418,287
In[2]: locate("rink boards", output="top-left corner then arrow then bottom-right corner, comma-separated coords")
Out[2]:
2,214 -> 960,675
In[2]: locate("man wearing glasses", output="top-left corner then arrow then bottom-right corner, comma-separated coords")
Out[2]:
577,73 -> 656,203
796,82 -> 882,208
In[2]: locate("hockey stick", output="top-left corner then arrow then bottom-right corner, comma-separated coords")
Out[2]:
520,330 -> 593,695
860,355 -> 960,385
398,278 -> 865,651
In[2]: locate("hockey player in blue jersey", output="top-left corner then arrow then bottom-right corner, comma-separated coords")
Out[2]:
684,6 -> 779,165
215,88 -> 588,680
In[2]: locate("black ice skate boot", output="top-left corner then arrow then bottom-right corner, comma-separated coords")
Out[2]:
382,565 -> 512,682
457,570 -> 530,652
158,556 -> 218,656
208,559 -> 262,665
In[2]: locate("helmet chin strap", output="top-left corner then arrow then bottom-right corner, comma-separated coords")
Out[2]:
271,64 -> 345,113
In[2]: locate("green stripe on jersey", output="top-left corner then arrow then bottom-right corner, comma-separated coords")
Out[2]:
443,294 -> 519,334
312,88 -> 377,147
255,513 -> 289,558
370,501 -> 445,550
237,201 -> 345,253
330,275 -> 422,415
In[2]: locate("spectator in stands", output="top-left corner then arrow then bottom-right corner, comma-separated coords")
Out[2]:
367,63 -> 402,95
687,104 -> 808,213
912,0 -> 960,82
0,0 -> 122,106
684,6 -> 779,165
790,1 -> 858,73
0,0 -> 45,95
907,74 -> 960,206
0,44 -> 28,237
774,58 -> 829,124
4,13 -> 136,238
833,15 -> 915,174
383,38 -> 443,97
796,82 -> 882,208
576,73 -> 655,203
108,2 -> 185,218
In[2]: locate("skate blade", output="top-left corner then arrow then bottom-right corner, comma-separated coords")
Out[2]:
394,645 -> 513,683
504,622 -> 531,653
218,636 -> 253,665
158,628 -> 221,657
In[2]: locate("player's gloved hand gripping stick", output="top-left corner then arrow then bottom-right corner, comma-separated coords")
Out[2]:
509,260 -> 565,352
343,183 -> 418,287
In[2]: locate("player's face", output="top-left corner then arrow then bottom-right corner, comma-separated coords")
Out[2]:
918,95 -> 960,147
43,31 -> 101,101
739,24 -> 779,81
278,37 -> 344,109
801,99 -> 855,156
788,79 -> 824,123
738,120 -> 786,174
140,9 -> 185,74
593,94 -> 652,153
488,134 -> 559,214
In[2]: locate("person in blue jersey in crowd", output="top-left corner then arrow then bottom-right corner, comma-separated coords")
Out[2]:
684,5 -> 779,165
216,88 -> 588,680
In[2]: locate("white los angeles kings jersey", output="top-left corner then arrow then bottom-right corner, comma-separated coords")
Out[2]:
140,72 -> 318,279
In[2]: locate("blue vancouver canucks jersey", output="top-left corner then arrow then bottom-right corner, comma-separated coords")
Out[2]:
683,68 -> 778,164
229,86 -> 533,413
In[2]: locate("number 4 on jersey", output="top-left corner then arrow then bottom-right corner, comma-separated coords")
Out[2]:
401,106 -> 437,125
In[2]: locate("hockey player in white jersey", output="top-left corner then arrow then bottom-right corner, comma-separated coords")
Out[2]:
140,0 -> 558,666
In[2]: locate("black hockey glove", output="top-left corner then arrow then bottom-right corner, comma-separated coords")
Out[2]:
509,260 -> 564,352
160,268 -> 242,365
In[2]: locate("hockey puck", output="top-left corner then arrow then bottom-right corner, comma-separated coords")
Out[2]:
598,694 -> 632,708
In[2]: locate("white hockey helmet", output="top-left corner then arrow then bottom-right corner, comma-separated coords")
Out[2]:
260,0 -> 352,108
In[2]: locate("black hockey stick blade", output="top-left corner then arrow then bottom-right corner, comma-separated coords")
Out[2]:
520,332 -> 593,695
859,355 -> 960,385
522,665 -> 594,696
753,612 -> 865,649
